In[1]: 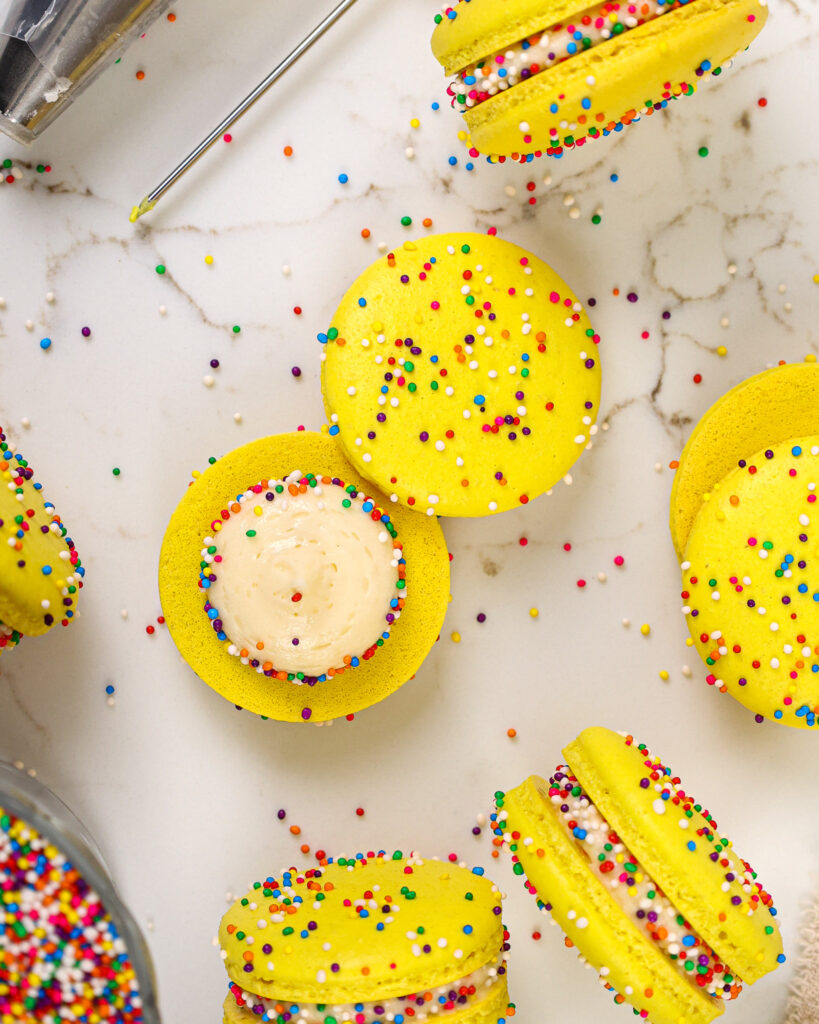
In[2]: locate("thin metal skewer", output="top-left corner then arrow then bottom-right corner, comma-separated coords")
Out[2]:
129,0 -> 359,222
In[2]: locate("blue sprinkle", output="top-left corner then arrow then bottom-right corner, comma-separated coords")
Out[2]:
105,684 -> 115,695
448,156 -> 458,166
329,425 -> 340,436
687,841 -> 696,851
358,297 -> 367,307
40,337 -> 52,350
41,565 -> 52,575
473,394 -> 485,405
777,954 -> 786,963
792,445 -> 802,456
581,97 -> 591,110
463,925 -> 473,934
610,173 -> 619,182
471,866 -> 485,876
431,101 -> 440,110
338,173 -> 349,184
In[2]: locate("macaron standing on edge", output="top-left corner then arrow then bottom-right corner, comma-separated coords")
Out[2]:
492,726 -> 784,1024
219,852 -> 513,1023
159,431 -> 450,723
320,232 -> 601,518
431,0 -> 769,160
671,361 -> 819,727
0,425 -> 84,656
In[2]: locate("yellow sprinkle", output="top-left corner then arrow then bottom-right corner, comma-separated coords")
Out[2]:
806,353 -> 817,363
457,129 -> 468,142
640,623 -> 651,636
686,637 -> 695,647
659,670 -> 670,681
716,345 -> 727,357
813,274 -> 819,284
254,506 -> 263,516
451,631 -> 461,643
410,118 -> 420,129
320,423 -> 329,433
529,607 -> 539,618
205,255 -> 214,265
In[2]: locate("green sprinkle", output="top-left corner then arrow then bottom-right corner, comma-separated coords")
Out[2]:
232,325 -> 241,333
112,467 -> 121,476
591,214 -> 602,225
400,216 -> 412,226
155,264 -> 166,275
698,146 -> 709,158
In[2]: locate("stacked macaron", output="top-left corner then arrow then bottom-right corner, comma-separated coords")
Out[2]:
431,0 -> 768,160
0,426 -> 83,655
492,727 -> 783,1024
219,852 -> 512,1023
671,361 -> 819,727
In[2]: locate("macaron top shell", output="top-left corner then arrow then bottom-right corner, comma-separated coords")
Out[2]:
219,854 -> 504,1003
320,233 -> 601,517
432,0 -> 592,75
681,436 -> 819,727
564,728 -> 782,983
158,432 -> 450,722
671,362 -> 819,557
0,426 -> 83,637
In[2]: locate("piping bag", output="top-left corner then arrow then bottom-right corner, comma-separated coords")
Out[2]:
0,0 -> 171,144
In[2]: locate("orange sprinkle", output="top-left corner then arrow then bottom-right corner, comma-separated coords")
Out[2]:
289,825 -> 301,835
167,12 -> 176,21
422,218 -> 433,228
507,728 -> 517,738
361,228 -> 371,238
135,70 -> 145,80
283,145 -> 293,157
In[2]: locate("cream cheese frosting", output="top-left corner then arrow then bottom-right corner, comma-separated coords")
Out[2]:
200,472 -> 404,681
227,950 -> 508,1023
448,0 -> 683,114
547,766 -> 742,1001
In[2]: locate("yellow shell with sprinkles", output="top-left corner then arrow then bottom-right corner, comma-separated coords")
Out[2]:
219,853 -> 511,1023
0,425 -> 83,652
431,0 -> 768,160
671,362 -> 819,727
158,432 -> 450,722
320,232 -> 601,517
492,727 -> 783,1024
681,436 -> 819,727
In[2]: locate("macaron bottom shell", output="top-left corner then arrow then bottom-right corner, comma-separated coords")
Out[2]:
222,982 -> 514,1024
463,0 -> 767,159
159,432 -> 450,722
496,776 -> 723,1024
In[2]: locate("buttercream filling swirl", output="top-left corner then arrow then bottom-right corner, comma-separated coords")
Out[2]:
228,950 -> 507,1022
447,0 -> 685,115
200,471 -> 405,682
548,766 -> 742,1001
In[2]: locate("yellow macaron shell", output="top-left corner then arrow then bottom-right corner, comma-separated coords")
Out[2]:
219,856 -> 506,1005
0,428 -> 82,637
564,728 -> 783,982
158,432 -> 450,722
433,0 -> 767,159
671,362 -> 819,558
681,437 -> 819,727
497,775 -> 722,1024
320,233 -> 601,517
222,982 -> 511,1024
432,0 -> 600,75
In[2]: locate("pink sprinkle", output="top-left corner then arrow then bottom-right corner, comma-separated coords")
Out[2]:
748,537 -> 757,546
549,291 -> 560,303
223,133 -> 232,143
431,301 -> 440,310
614,555 -> 624,566
577,579 -> 586,588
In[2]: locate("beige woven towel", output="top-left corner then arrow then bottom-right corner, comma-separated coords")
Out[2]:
785,890 -> 819,1024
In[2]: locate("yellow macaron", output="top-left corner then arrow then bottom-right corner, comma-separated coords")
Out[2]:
158,431 -> 450,723
219,852 -> 512,1023
320,232 -> 601,517
671,362 -> 819,727
493,726 -> 783,1024
431,0 -> 768,160
0,425 -> 83,653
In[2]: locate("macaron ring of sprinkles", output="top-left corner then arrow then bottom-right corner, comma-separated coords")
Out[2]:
491,728 -> 783,1024
431,0 -> 768,160
199,471 -> 406,684
219,851 -> 513,1024
159,432 -> 450,722
320,233 -> 601,517
0,803 -> 145,1022
0,425 -> 84,650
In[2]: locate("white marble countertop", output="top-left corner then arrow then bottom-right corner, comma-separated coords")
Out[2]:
0,1 -> 817,1021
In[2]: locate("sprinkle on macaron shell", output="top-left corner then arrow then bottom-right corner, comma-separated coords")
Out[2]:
219,853 -> 512,1024
0,426 -> 84,644
320,233 -> 601,517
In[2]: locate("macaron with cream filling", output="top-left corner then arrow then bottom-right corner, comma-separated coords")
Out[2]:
492,726 -> 783,1024
159,431 -> 449,722
219,852 -> 513,1024
431,0 -> 768,160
